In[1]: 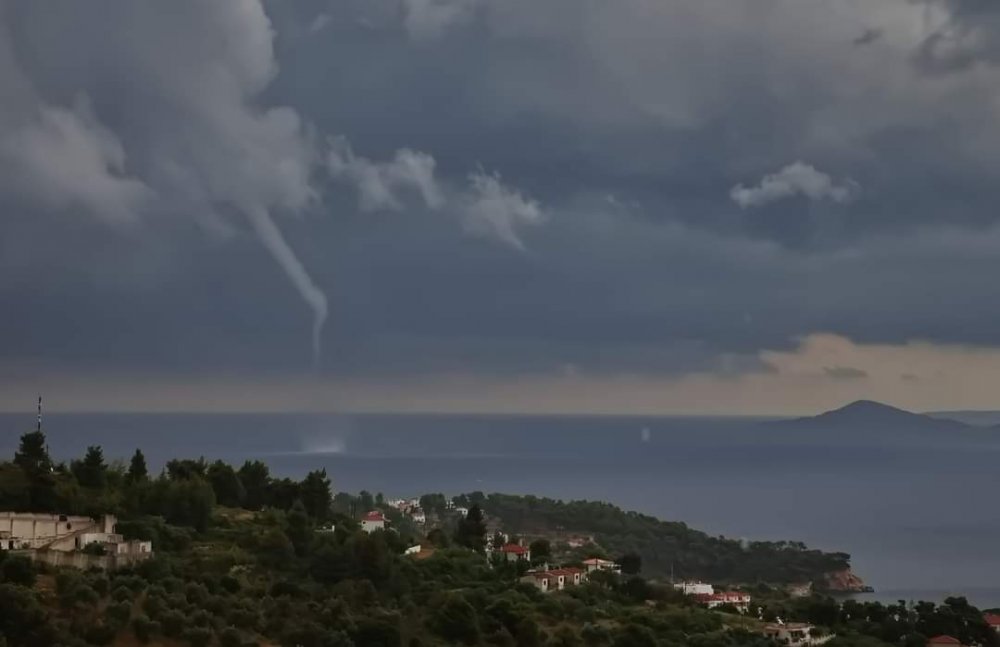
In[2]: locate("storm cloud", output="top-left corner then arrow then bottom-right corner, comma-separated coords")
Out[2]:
4,0 -> 1000,412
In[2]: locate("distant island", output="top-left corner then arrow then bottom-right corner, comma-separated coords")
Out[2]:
0,425 -> 997,647
771,400 -> 975,433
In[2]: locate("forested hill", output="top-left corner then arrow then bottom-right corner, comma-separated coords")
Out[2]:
474,493 -> 852,586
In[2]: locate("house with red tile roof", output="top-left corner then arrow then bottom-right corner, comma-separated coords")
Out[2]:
361,510 -> 387,533
984,613 -> 1000,633
520,567 -> 587,592
926,636 -> 963,647
498,543 -> 530,562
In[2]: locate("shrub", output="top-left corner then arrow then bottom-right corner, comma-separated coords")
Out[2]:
132,614 -> 157,644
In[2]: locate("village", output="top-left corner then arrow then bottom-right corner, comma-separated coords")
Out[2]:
2,490 -> 998,647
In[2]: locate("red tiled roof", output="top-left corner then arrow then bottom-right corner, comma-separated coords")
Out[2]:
927,636 -> 962,646
985,614 -> 1000,627
501,544 -> 528,554
362,511 -> 385,522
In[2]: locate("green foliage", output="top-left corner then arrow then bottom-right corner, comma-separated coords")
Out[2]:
71,445 -> 108,489
127,448 -> 149,483
428,593 -> 481,644
477,493 -> 850,583
237,460 -> 270,510
299,469 -> 332,520
454,504 -> 487,552
208,460 -> 246,508
0,557 -> 35,587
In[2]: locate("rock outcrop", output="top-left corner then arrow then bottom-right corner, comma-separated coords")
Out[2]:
822,568 -> 871,592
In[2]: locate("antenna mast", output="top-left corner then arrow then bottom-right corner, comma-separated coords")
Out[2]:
36,395 -> 42,433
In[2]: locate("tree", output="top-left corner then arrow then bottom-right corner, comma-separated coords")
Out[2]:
617,552 -> 642,575
299,469 -> 332,520
13,431 -> 51,474
454,504 -> 487,552
71,446 -> 107,489
529,539 -> 551,562
165,458 -> 207,481
238,460 -> 270,510
207,460 -> 245,508
428,594 -> 480,645
286,501 -> 313,557
127,449 -> 148,483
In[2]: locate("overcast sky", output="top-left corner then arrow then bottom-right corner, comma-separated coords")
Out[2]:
4,0 -> 1000,414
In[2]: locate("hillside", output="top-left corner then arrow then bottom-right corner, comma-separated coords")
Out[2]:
475,493 -> 853,588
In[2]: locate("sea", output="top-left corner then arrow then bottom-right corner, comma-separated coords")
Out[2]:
1,411 -> 998,608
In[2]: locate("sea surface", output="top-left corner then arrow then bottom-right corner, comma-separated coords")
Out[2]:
2,412 -> 999,608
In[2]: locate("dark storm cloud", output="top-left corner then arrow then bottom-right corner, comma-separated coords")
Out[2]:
5,0 -> 1000,383
913,0 -> 1000,74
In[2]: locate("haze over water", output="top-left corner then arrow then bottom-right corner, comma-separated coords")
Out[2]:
5,410 -> 999,608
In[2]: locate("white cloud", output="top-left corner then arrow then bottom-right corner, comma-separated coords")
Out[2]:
730,161 -> 859,209
1,98 -> 150,223
329,141 -> 544,250
328,139 -> 444,211
460,171 -> 544,251
402,0 -> 482,41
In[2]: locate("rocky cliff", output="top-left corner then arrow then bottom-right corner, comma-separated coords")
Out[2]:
822,568 -> 871,592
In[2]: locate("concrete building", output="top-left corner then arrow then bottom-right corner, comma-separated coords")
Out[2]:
674,581 -> 714,596
0,512 -> 152,569
0,512 -> 115,551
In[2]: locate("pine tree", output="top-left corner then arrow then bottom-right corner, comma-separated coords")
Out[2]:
13,430 -> 51,474
127,449 -> 148,483
454,504 -> 487,552
71,446 -> 108,489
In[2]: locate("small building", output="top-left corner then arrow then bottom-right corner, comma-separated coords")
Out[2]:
522,571 -> 551,593
361,510 -> 387,533
582,557 -> 621,574
410,508 -> 426,524
762,623 -> 817,647
984,614 -> 1000,633
692,591 -> 751,613
499,543 -> 530,562
927,637 -> 963,647
674,581 -> 714,596
521,567 -> 587,593
404,545 -> 422,556
454,506 -> 469,517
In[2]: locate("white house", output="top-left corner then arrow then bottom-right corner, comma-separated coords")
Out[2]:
693,591 -> 751,613
582,557 -> 621,574
498,543 -> 530,562
674,581 -> 714,596
410,508 -> 426,524
454,506 -> 469,517
361,510 -> 387,533
762,623 -> 820,647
